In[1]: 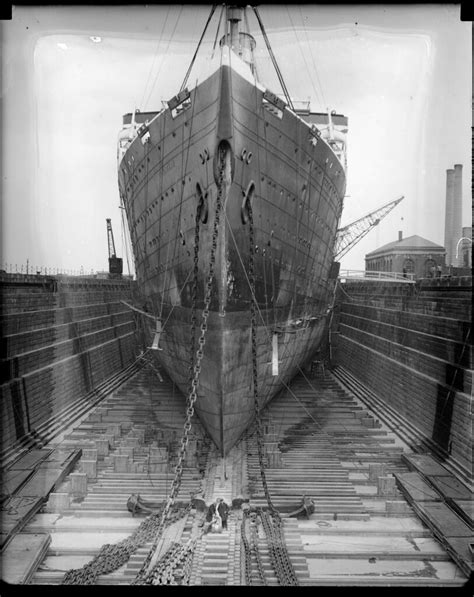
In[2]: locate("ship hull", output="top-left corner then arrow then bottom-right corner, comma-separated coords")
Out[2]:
118,50 -> 346,455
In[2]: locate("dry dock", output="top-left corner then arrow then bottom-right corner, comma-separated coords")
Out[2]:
0,272 -> 472,587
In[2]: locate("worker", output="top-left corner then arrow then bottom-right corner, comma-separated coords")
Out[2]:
205,497 -> 229,532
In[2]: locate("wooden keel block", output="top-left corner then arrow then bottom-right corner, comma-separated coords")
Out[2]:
369,463 -> 386,481
113,454 -> 130,473
149,461 -> 168,473
119,446 -> 135,459
87,412 -> 102,423
377,475 -> 397,496
150,446 -> 168,461
385,500 -> 411,517
95,438 -> 110,457
81,459 -> 97,479
105,434 -> 116,449
106,424 -> 121,438
46,492 -> 70,512
70,472 -> 87,497
82,448 -> 98,460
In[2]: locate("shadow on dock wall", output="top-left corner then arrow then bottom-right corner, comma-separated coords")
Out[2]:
0,275 -> 140,456
332,278 -> 472,485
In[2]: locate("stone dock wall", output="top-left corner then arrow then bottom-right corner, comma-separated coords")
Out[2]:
331,276 -> 472,485
0,274 -> 140,456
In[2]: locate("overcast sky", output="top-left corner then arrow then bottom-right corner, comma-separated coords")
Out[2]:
1,4 -> 471,275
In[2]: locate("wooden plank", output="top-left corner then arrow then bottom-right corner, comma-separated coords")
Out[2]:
44,447 -> 81,465
15,468 -> 65,498
0,496 -> 44,548
9,449 -> 53,470
0,469 -> 34,502
1,532 -> 51,584
415,502 -> 472,538
443,537 -> 474,579
426,475 -> 473,501
448,499 -> 474,528
395,472 -> 441,502
402,454 -> 450,477
16,449 -> 81,499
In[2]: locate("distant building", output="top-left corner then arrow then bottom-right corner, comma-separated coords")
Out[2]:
458,226 -> 472,268
365,231 -> 446,279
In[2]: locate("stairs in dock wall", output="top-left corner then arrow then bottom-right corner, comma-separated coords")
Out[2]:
0,277 -> 140,462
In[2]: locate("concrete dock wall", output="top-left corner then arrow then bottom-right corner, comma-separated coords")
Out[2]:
0,274 -> 140,455
332,277 -> 472,485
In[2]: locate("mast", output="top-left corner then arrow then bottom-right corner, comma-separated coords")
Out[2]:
227,5 -> 242,47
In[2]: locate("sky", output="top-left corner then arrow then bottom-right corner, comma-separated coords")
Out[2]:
1,4 -> 471,275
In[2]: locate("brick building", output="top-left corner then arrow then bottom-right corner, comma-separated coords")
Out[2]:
365,232 -> 446,278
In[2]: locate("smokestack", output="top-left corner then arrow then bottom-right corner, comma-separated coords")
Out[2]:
452,164 -> 463,266
398,231 -> 403,241
444,168 -> 455,266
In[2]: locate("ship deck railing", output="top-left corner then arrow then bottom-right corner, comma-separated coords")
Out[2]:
338,270 -> 416,283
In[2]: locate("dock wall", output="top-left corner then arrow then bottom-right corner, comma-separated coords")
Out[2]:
0,274 -> 140,457
332,277 -> 472,485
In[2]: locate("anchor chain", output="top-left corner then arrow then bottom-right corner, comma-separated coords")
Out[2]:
132,144 -> 227,585
260,509 -> 299,586
61,505 -> 188,584
247,202 -> 275,512
246,204 -> 299,586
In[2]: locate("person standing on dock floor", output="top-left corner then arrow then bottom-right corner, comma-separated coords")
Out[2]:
205,497 -> 229,532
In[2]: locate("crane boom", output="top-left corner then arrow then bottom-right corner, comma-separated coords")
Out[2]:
334,196 -> 404,260
106,218 -> 123,276
106,218 -> 117,259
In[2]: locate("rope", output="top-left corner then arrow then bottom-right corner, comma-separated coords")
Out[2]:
252,6 -> 294,111
180,5 -> 217,92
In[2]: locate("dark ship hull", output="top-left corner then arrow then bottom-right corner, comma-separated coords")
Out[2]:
118,43 -> 347,456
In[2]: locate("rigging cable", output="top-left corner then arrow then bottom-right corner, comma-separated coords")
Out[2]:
179,5 -> 217,93
140,5 -> 171,109
297,6 -> 327,110
251,6 -> 294,111
211,4 -> 225,59
144,5 -> 184,109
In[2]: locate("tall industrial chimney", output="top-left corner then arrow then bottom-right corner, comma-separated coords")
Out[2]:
444,168 -> 455,266
452,164 -> 463,266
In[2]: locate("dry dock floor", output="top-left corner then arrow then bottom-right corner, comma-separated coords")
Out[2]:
1,366 -> 471,587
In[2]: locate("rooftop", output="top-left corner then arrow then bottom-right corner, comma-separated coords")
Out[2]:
366,235 -> 445,257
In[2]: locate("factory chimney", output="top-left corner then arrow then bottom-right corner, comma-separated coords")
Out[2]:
452,164 -> 463,266
444,168 -> 455,266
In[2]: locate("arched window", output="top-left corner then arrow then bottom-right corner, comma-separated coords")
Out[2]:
403,258 -> 415,274
424,259 -> 436,278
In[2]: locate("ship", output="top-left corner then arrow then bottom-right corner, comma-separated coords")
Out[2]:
117,5 -> 348,456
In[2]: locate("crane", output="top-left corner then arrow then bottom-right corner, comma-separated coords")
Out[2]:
106,218 -> 123,276
333,196 -> 404,260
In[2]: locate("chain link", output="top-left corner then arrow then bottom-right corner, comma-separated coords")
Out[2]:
247,202 -> 275,513
133,143 -> 227,585
62,505 -> 187,584
63,149 -> 226,586
246,204 -> 299,586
